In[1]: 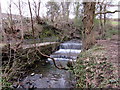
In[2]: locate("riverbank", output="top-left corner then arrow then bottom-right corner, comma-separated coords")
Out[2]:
74,35 -> 119,88
2,39 -> 80,89
1,41 -> 59,88
11,39 -> 81,88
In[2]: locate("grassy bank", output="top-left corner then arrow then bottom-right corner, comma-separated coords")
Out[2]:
73,45 -> 119,88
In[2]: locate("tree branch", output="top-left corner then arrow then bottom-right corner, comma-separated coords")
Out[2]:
28,0 -> 34,37
95,10 -> 120,15
36,48 -> 68,70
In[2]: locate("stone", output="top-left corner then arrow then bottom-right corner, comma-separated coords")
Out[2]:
39,74 -> 43,78
31,73 -> 35,76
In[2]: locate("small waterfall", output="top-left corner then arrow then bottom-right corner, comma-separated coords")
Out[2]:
60,43 -> 82,49
20,39 -> 81,88
48,39 -> 82,61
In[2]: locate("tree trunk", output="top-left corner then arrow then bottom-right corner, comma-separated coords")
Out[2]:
18,0 -> 24,40
74,2 -> 80,22
99,4 -> 103,35
0,2 -> 2,42
102,4 -> 107,37
103,5 -> 106,26
82,2 -> 96,50
66,2 -> 70,22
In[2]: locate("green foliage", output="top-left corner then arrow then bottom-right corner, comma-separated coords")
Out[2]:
24,30 -> 34,39
39,29 -> 55,38
24,26 -> 60,42
74,16 -> 83,27
94,19 -> 118,40
73,16 -> 83,38
94,19 -> 99,25
103,29 -> 118,39
94,19 -> 100,33
39,29 -> 60,42
73,45 -> 119,88
1,78 -> 12,88
110,20 -> 120,26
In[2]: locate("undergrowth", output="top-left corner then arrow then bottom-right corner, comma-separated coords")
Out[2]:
74,45 -> 119,88
104,29 -> 118,39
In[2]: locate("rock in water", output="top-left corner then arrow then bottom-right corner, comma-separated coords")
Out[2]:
39,74 -> 43,78
31,73 -> 35,76
67,61 -> 73,68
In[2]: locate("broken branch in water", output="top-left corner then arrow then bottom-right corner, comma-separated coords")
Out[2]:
36,48 -> 68,70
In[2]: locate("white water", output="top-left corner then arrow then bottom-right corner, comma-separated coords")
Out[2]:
48,39 -> 82,61
55,49 -> 81,54
60,43 -> 82,49
48,58 -> 76,61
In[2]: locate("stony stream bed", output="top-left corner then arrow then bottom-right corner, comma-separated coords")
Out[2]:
15,61 -> 76,88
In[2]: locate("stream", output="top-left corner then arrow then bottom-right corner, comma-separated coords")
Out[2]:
16,39 -> 82,88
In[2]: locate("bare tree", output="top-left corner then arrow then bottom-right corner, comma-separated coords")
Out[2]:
98,2 -> 103,35
3,0 -> 16,44
33,0 -> 41,23
82,1 -> 120,50
95,0 -> 120,37
28,0 -> 36,44
14,0 -> 24,41
46,1 -> 60,23
0,1 -> 4,43
74,2 -> 82,21
28,0 -> 68,70
61,2 -> 71,22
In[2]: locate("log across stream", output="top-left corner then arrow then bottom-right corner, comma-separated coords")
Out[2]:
15,39 -> 82,88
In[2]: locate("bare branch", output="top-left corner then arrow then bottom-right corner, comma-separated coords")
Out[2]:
37,0 -> 41,17
36,48 -> 68,70
95,10 -> 120,15
28,0 -> 34,38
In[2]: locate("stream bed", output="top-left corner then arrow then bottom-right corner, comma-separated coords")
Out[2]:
16,39 -> 82,88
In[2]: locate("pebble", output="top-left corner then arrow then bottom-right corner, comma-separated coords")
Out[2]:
29,85 -> 34,88
47,80 -> 50,82
31,73 -> 35,76
46,60 -> 49,63
39,74 -> 43,78
12,84 -> 18,88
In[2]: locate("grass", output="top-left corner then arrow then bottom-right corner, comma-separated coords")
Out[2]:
104,29 -> 118,39
0,70 -> 12,89
1,78 -> 12,88
73,45 -> 119,88
110,20 -> 120,26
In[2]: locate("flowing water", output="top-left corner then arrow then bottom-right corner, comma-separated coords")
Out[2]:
48,39 -> 82,61
17,39 -> 82,88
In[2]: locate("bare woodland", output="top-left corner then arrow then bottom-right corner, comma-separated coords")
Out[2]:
0,0 -> 119,89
